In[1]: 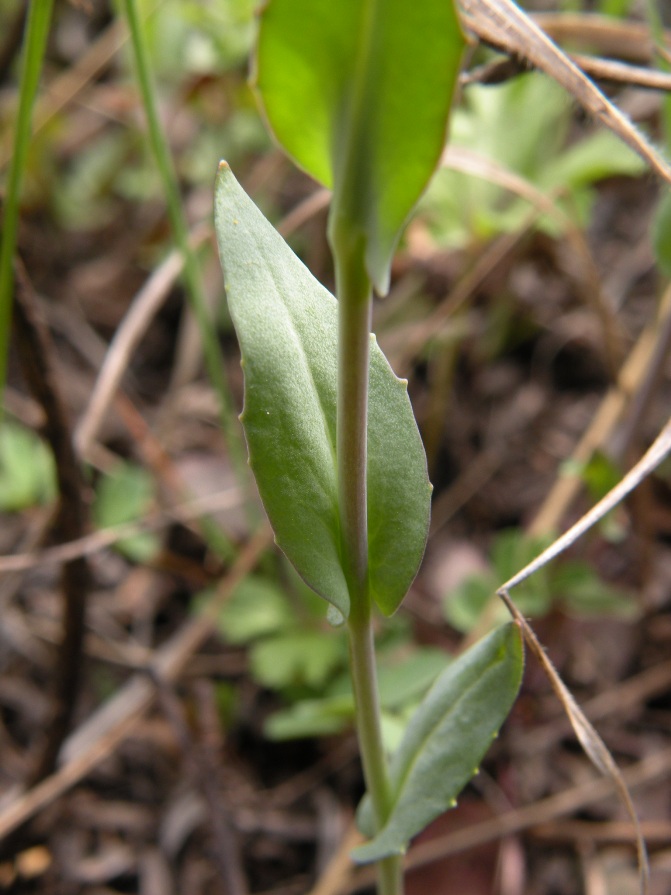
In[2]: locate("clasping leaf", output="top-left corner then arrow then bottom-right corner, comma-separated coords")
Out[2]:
254,0 -> 465,293
353,623 -> 524,863
214,163 -> 431,617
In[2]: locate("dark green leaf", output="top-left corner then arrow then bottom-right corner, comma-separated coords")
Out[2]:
254,0 -> 465,292
215,163 -> 431,617
353,623 -> 523,863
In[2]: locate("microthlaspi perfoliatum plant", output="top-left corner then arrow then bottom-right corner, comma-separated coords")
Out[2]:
214,1 -> 524,892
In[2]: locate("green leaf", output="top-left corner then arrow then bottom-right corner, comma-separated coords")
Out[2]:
215,163 -> 431,617
377,649 -> 447,711
0,421 -> 56,511
250,629 -> 346,690
217,576 -> 295,644
92,462 -> 159,562
553,562 -> 638,620
254,0 -> 465,293
419,73 -> 645,250
265,694 -> 354,740
443,573 -> 495,634
353,624 -> 523,863
540,128 -> 645,192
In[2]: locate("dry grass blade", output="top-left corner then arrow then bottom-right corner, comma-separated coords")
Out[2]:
490,418 -> 671,895
569,54 -> 671,92
500,415 -> 671,593
464,52 -> 671,92
532,13 -> 670,65
74,222 -> 211,459
499,597 -> 649,895
458,0 -> 671,185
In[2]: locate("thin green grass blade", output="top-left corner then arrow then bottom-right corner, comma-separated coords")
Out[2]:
0,0 -> 54,418
119,0 -> 247,537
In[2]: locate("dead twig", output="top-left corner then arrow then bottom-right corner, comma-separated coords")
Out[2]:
75,223 -> 211,460
0,487 -> 242,574
12,259 -> 90,786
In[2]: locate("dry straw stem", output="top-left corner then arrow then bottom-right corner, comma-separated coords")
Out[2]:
499,598 -> 650,894
500,415 -> 671,596
532,13 -> 671,65
74,224 -> 210,459
459,0 -> 671,185
0,526 -> 272,843
525,658 -> 671,754
491,414 -> 671,892
463,50 -> 671,93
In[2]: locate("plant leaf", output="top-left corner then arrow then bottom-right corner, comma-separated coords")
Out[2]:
353,623 -> 523,863
214,163 -> 431,617
254,0 -> 465,293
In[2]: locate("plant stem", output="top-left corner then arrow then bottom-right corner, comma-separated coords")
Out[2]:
0,0 -> 53,419
333,236 -> 403,895
119,0 -> 248,505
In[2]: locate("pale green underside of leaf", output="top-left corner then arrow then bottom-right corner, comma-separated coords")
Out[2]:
254,0 -> 465,293
214,163 -> 431,617
353,623 -> 524,863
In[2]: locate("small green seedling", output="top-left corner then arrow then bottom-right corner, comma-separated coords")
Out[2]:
214,2 -> 524,893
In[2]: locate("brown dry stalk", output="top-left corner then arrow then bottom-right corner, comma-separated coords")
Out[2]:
12,259 -> 90,786
532,13 -> 670,65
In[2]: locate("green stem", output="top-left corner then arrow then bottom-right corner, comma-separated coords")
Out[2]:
333,234 -> 403,895
119,0 -> 249,511
0,0 -> 53,419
